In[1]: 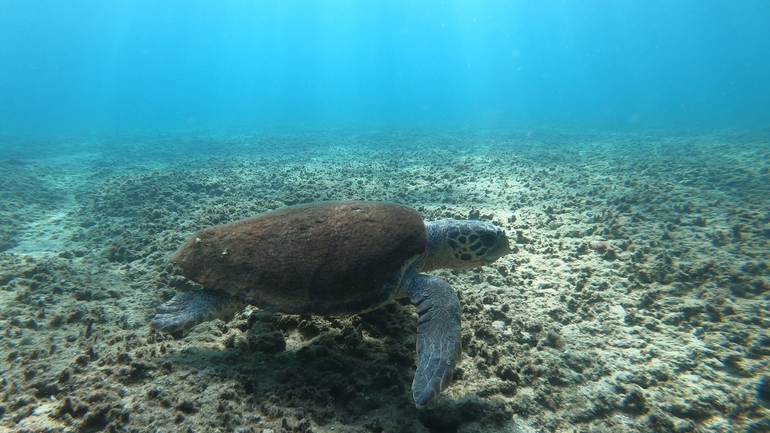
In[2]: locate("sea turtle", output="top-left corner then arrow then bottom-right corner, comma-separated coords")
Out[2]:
151,201 -> 511,407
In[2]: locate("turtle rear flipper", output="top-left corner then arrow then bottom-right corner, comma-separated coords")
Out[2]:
151,290 -> 245,333
405,273 -> 463,407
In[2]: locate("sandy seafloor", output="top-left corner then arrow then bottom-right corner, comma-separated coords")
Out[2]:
0,128 -> 768,433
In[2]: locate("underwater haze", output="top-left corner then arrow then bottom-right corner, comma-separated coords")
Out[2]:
2,0 -> 770,133
2,2 -> 770,433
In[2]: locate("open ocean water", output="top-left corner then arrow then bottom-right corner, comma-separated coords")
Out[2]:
0,2 -> 769,433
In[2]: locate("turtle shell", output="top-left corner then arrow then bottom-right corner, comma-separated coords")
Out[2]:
173,201 -> 427,315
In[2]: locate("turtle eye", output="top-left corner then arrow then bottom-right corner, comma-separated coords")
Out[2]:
480,230 -> 498,246
448,227 -> 460,239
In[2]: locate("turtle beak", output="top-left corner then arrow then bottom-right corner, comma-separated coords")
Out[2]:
485,233 -> 512,263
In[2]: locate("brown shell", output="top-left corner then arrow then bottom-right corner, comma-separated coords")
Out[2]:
173,201 -> 427,315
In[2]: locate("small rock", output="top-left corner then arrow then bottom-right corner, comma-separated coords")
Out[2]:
177,400 -> 198,414
74,290 -> 93,301
757,376 -> 770,401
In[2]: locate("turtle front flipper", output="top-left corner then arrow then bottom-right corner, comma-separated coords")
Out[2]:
404,272 -> 463,407
151,290 -> 246,333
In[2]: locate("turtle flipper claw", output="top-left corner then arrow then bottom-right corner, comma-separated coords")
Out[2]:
407,274 -> 463,407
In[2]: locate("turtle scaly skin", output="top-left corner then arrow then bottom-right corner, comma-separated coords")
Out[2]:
151,201 -> 511,407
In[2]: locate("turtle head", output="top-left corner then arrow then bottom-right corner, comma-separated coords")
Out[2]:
420,219 -> 511,271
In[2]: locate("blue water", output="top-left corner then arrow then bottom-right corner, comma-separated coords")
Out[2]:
1,0 -> 769,134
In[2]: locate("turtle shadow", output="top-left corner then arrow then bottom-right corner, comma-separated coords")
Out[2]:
151,303 -> 513,431
152,303 -> 417,414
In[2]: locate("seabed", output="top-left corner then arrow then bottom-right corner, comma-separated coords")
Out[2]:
1,128 -> 768,433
